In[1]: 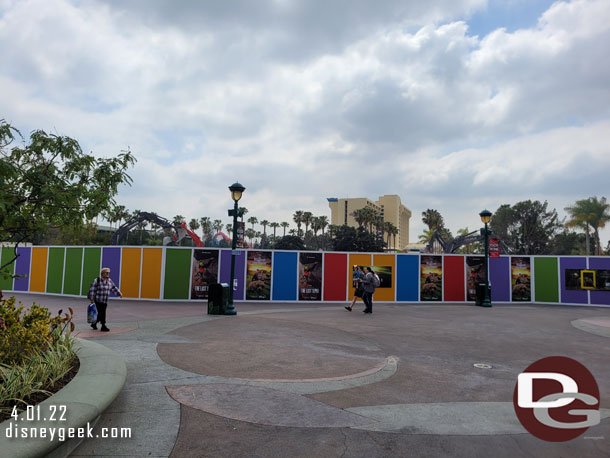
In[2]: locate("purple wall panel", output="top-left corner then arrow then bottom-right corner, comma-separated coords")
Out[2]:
14,247 -> 31,291
490,257 -> 510,302
589,257 -> 610,305
102,247 -> 122,296
560,257 -> 588,304
220,249 -> 246,301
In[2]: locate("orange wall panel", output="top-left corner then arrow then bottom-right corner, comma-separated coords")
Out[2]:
120,248 -> 142,298
373,254 -> 396,302
30,247 -> 48,292
141,248 -> 162,299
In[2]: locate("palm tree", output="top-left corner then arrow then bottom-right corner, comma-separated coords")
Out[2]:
352,209 -> 367,229
566,197 -> 610,255
311,217 -> 321,237
318,215 -> 329,235
199,217 -> 211,241
245,228 -> 256,244
247,216 -> 258,231
239,207 -> 248,223
303,211 -> 313,235
419,227 -> 435,244
269,222 -> 280,237
289,229 -> 297,236
173,215 -> 185,225
293,211 -> 304,236
213,219 -> 223,234
281,222 -> 290,236
260,219 -> 269,235
189,218 -> 200,233
225,223 -> 233,235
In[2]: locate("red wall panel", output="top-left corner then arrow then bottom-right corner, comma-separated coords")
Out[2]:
444,256 -> 465,301
323,253 -> 348,301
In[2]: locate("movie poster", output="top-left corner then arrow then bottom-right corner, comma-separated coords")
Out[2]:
596,270 -> 610,290
374,266 -> 393,288
298,253 -> 322,301
565,269 -> 581,290
465,256 -> 485,301
246,251 -> 272,300
420,256 -> 442,301
511,257 -> 531,301
190,249 -> 219,299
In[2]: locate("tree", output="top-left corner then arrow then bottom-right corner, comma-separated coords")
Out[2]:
199,216 -> 212,242
173,215 -> 185,225
247,216 -> 258,231
189,218 -> 200,233
293,211 -> 304,236
318,216 -> 329,235
260,219 -> 269,236
275,235 -> 305,250
269,222 -> 280,237
213,219 -> 223,234
550,230 -> 585,255
422,209 -> 444,230
302,211 -> 313,235
281,221 -> 289,236
239,207 -> 248,223
490,200 -> 562,254
0,119 -> 135,272
565,197 -> 610,256
332,225 -> 385,252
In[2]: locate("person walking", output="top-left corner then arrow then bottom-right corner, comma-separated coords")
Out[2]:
88,267 -> 122,332
345,265 -> 364,311
361,266 -> 377,314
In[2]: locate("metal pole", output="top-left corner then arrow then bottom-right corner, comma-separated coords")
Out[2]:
483,222 -> 492,307
225,199 -> 239,315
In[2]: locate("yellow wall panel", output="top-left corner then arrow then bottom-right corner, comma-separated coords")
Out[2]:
373,254 -> 396,302
347,254 -> 372,301
30,247 -> 48,292
141,248 -> 162,299
120,248 -> 142,298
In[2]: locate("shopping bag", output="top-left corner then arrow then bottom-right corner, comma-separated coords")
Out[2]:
87,302 -> 98,324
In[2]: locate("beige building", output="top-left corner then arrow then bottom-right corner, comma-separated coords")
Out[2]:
327,195 -> 412,250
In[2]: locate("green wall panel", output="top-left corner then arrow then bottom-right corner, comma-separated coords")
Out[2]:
0,247 -> 15,290
534,257 -> 559,303
63,248 -> 83,296
163,249 -> 191,299
81,248 -> 102,296
46,247 -> 65,294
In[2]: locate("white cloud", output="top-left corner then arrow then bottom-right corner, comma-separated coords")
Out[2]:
0,0 -> 609,246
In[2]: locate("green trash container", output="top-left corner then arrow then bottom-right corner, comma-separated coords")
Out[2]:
208,283 -> 229,315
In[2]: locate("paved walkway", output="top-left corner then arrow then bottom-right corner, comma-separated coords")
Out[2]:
9,293 -> 610,457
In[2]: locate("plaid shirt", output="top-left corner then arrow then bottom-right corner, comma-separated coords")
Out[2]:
88,277 -> 121,303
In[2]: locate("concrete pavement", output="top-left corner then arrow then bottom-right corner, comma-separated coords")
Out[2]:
6,293 -> 610,457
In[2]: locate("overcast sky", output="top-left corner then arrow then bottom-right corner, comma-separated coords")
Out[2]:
1,0 -> 609,245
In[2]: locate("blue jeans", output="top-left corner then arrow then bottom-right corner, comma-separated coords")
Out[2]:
362,291 -> 373,312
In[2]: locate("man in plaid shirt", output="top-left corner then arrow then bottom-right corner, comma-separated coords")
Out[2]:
88,267 -> 122,331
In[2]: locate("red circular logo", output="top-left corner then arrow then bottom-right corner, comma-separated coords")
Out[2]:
513,356 -> 600,442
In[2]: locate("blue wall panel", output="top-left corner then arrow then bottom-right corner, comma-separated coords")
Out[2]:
396,255 -> 420,301
272,251 -> 298,301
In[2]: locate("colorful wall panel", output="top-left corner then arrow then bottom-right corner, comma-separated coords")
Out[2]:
396,255 -> 419,301
373,254 -> 396,302
14,247 -> 31,292
63,248 -> 83,296
121,248 -> 142,298
0,246 -> 15,290
443,255 -> 465,302
589,257 -> 610,306
81,248 -> 102,296
46,247 -> 65,294
490,257 -> 511,302
219,249 -> 246,301
560,257 -> 588,305
163,248 -> 190,300
141,248 -> 163,299
323,253 -> 347,301
272,251 -> 297,301
29,247 -> 48,292
102,247 -> 122,293
534,257 -> 559,303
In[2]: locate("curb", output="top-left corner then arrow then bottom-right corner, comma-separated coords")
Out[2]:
0,338 -> 127,458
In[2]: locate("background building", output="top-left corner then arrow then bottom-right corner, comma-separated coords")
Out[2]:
327,195 -> 411,250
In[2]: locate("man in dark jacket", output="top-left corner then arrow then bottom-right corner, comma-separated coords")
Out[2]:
361,267 -> 376,314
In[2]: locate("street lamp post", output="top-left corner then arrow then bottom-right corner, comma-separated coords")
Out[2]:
225,182 -> 245,316
479,209 -> 492,307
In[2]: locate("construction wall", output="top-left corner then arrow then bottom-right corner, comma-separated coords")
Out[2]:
3,245 -> 610,306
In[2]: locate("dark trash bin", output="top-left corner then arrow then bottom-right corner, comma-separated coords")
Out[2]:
475,283 -> 491,306
208,283 -> 229,315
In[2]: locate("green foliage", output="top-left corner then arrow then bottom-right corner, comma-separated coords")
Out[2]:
0,119 -> 135,270
274,235 -> 306,251
565,196 -> 610,255
0,297 -> 75,366
332,226 -> 385,252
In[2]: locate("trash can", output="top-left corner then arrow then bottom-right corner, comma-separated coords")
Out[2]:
208,283 -> 229,315
475,283 -> 490,306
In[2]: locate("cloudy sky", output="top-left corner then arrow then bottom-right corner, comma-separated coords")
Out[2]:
1,0 -> 609,245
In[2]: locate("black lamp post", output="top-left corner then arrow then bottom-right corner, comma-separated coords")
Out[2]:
225,181 -> 245,316
479,209 -> 492,307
